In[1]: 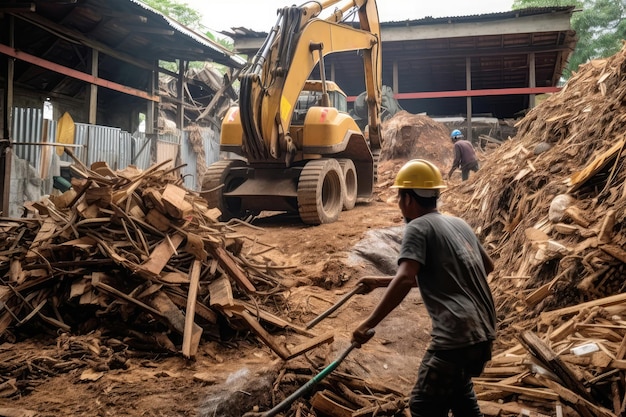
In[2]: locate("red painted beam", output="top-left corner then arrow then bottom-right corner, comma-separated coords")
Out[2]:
347,86 -> 561,102
0,43 -> 160,102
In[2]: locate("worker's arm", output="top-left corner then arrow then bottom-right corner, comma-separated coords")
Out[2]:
448,144 -> 462,178
352,259 -> 420,346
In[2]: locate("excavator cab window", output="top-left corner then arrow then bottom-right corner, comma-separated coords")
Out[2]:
291,88 -> 348,125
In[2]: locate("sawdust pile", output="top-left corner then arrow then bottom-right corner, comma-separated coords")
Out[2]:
432,44 -> 626,417
376,111 -> 454,203
442,44 -> 626,336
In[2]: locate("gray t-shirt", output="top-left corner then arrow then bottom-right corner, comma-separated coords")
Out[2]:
399,212 -> 496,350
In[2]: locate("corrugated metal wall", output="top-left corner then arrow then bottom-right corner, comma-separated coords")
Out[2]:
10,108 -> 223,195
12,108 -> 57,169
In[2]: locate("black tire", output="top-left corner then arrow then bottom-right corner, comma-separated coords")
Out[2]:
337,159 -> 357,211
297,159 -> 343,225
202,159 -> 248,220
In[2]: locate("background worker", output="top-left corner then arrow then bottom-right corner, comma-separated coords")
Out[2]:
352,159 -> 496,417
447,129 -> 479,181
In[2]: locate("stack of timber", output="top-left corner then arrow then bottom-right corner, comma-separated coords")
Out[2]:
0,156 -> 333,372
440,44 -> 626,415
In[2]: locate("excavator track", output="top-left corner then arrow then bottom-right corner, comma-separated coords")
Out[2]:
297,159 -> 344,225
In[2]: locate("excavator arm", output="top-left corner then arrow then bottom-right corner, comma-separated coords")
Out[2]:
239,0 -> 382,162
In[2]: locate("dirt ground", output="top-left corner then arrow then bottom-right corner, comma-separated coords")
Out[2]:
0,113 -> 459,417
0,196 -> 433,417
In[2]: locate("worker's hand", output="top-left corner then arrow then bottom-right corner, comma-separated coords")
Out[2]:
355,276 -> 394,294
352,324 -> 375,348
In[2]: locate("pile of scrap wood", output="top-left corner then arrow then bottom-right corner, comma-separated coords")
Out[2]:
0,154 -> 333,369
440,43 -> 626,415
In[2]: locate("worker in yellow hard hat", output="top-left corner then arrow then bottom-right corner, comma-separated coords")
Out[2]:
352,159 -> 496,417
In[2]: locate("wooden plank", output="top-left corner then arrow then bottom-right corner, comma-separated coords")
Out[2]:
519,331 -> 592,403
182,260 -> 202,359
540,377 -> 615,417
236,300 -> 316,337
25,218 -> 57,260
165,289 -> 217,324
91,273 -> 164,319
228,307 -> 290,360
540,293 -> 626,324
285,331 -> 334,360
140,233 -> 184,276
569,137 -> 626,191
208,276 -> 234,309
148,292 -> 188,335
474,382 -> 559,401
161,184 -> 193,219
207,244 -> 256,293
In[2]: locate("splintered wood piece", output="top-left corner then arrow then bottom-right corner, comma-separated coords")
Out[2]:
184,233 -> 208,261
85,185 -> 112,207
208,276 -> 234,309
539,377 -> 614,417
284,331 -> 334,360
235,300 -> 315,337
148,291 -> 201,337
207,244 -> 256,293
569,137 -> 626,192
227,307 -> 290,360
564,206 -> 591,228
91,161 -> 117,178
310,390 -> 354,417
91,273 -> 163,319
142,187 -> 166,213
140,234 -> 185,276
9,260 -> 25,285
165,289 -> 217,324
145,209 -> 171,232
519,331 -> 592,403
540,293 -> 626,323
26,218 -> 57,260
182,260 -> 202,359
162,184 -> 193,219
598,210 -> 616,243
600,244 -> 626,263
473,381 -> 559,401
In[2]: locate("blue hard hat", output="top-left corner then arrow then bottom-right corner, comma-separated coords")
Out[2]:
451,129 -> 463,139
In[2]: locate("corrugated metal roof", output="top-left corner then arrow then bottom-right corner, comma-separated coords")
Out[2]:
129,0 -> 246,67
382,6 -> 577,27
223,6 -> 578,38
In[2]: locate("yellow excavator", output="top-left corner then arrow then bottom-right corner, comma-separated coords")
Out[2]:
203,0 -> 382,224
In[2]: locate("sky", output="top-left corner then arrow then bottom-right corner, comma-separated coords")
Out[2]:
182,0 -> 516,33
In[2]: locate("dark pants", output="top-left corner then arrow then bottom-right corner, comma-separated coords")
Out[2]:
409,341 -> 492,417
461,161 -> 479,181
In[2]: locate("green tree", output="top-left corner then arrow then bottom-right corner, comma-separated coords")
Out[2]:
140,0 -> 202,29
512,0 -> 626,78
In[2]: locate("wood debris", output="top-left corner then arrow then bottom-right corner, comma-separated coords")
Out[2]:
0,156 -> 332,396
255,352 -> 409,417
442,42 -> 626,415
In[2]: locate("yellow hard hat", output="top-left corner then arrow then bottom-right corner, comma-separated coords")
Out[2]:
392,159 -> 447,190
